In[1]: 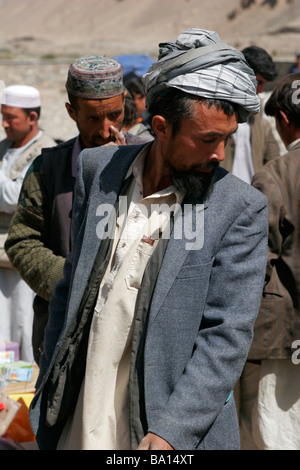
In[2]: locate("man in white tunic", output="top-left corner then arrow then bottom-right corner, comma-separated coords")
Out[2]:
0,85 -> 55,361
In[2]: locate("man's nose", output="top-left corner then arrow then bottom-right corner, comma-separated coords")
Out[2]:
210,141 -> 225,162
2,118 -> 9,129
98,119 -> 112,139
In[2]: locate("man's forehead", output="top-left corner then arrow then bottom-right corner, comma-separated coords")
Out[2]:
1,104 -> 23,114
78,94 -> 124,111
190,100 -> 238,128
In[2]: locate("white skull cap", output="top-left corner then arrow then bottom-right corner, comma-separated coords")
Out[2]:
1,85 -> 41,108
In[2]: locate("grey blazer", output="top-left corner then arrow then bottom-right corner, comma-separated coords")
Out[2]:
29,144 -> 268,450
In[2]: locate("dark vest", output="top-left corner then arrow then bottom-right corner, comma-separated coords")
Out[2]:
32,138 -> 76,363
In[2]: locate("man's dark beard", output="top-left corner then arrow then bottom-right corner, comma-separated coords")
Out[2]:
170,164 -> 218,198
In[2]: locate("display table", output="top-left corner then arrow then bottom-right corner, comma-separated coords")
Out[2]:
3,365 -> 39,408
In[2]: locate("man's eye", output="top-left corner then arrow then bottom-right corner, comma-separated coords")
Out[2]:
109,111 -> 122,120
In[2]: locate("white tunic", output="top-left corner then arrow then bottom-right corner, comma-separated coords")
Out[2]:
0,132 -> 43,363
231,121 -> 254,184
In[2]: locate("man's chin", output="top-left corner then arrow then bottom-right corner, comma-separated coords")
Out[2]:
171,166 -> 216,198
4,130 -> 13,139
85,136 -> 115,147
95,138 -> 114,147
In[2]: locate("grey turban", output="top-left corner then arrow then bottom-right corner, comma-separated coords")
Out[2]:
143,29 -> 260,122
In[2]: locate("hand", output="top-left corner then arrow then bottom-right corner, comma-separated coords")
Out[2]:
103,125 -> 126,146
137,432 -> 174,450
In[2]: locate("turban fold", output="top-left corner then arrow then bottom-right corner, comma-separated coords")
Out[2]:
143,29 -> 260,122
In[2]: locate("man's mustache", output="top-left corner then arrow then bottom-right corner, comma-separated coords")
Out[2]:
191,160 -> 220,171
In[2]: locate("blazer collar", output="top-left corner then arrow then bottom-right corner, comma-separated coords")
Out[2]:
99,143 -> 148,196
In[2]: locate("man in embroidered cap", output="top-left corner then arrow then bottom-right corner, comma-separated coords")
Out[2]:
28,30 -> 268,450
0,84 -> 56,362
64,55 -> 143,148
5,56 -> 148,365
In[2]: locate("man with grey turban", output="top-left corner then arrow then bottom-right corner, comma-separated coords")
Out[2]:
29,29 -> 268,451
143,29 -> 260,122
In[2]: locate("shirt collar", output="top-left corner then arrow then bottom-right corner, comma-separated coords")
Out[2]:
125,142 -> 183,203
287,137 -> 300,151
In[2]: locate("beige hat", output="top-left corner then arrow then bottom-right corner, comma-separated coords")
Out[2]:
1,85 -> 41,108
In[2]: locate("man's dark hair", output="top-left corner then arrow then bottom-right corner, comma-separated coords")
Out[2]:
124,77 -> 145,98
123,93 -> 138,128
265,72 -> 300,127
148,88 -> 238,136
67,92 -> 79,110
242,46 -> 277,81
23,107 -> 41,119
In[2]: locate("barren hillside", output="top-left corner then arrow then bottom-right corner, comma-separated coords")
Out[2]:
0,0 -> 299,143
0,0 -> 299,59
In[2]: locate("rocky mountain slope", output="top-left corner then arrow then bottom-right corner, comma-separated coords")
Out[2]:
0,0 -> 299,60
0,0 -> 299,142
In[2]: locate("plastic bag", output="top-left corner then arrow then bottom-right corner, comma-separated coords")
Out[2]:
4,397 -> 35,443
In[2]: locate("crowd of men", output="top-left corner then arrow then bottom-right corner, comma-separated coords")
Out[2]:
0,28 -> 299,451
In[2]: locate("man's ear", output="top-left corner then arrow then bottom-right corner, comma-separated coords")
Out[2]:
279,110 -> 290,126
28,110 -> 39,124
151,115 -> 169,139
65,102 -> 76,122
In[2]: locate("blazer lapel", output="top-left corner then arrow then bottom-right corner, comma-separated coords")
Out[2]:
148,168 -> 227,325
148,198 -> 206,326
